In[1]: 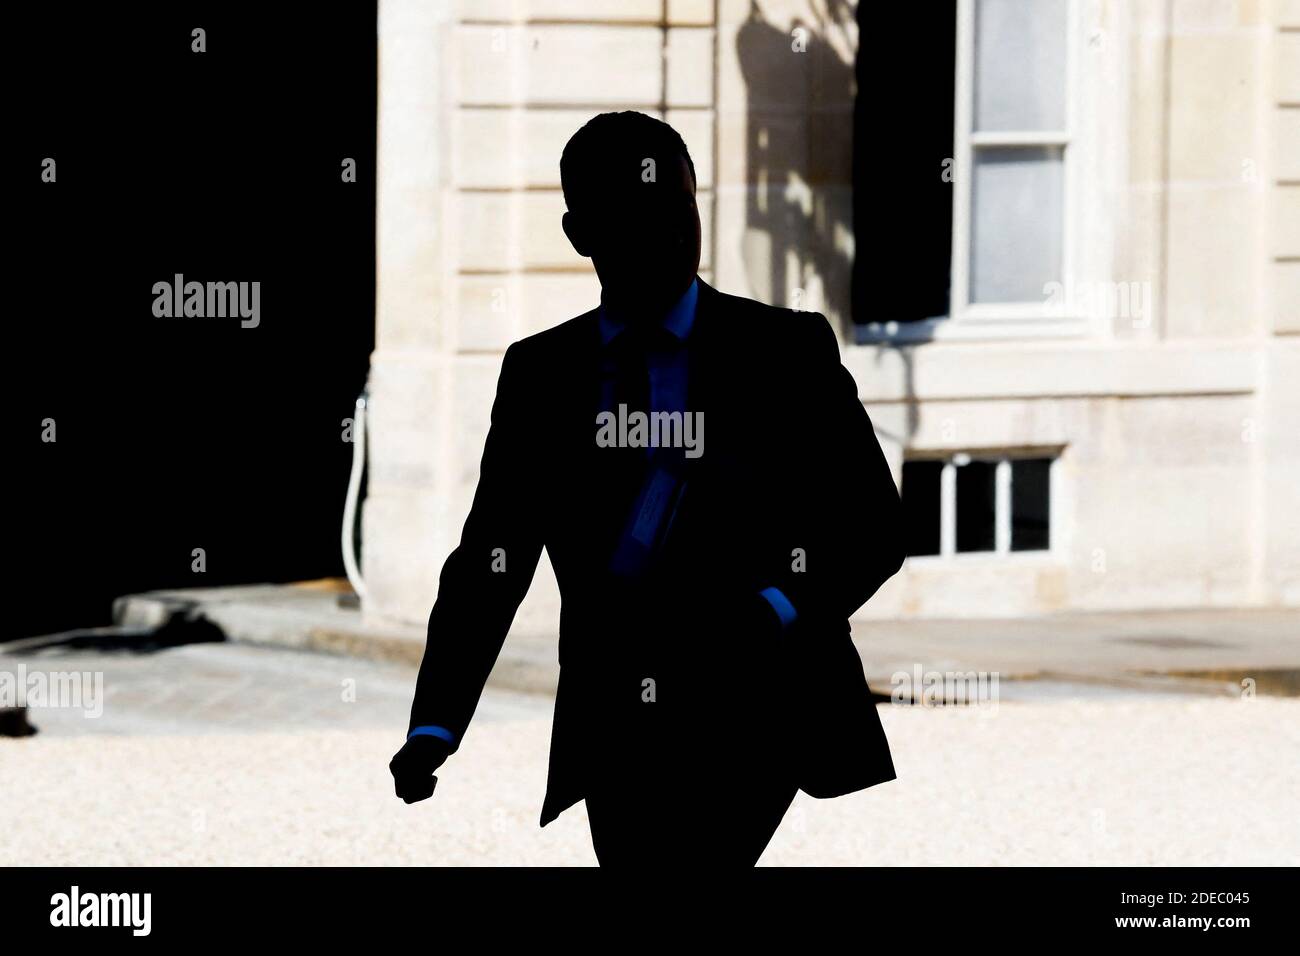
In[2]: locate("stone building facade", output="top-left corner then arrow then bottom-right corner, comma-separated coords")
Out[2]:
364,0 -> 1300,630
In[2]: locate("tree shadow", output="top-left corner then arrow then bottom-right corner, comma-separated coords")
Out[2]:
736,0 -> 856,330
737,0 -> 933,447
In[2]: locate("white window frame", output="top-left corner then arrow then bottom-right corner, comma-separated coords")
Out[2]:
910,451 -> 1060,561
858,0 -> 1093,344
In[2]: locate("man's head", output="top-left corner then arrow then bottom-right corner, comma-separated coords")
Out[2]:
560,111 -> 701,320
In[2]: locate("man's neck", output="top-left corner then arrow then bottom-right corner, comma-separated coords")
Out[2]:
599,276 -> 699,347
601,276 -> 696,325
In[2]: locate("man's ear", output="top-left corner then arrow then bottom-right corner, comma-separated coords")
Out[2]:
562,211 -> 591,258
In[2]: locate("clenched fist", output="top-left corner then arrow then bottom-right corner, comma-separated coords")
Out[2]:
389,735 -> 452,804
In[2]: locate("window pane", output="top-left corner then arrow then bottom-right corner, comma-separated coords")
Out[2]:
956,459 -> 996,553
974,0 -> 1068,132
1011,457 -> 1051,551
902,460 -> 942,557
970,145 -> 1063,303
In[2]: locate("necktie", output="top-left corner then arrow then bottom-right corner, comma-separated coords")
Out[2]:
604,325 -> 688,579
610,326 -> 654,428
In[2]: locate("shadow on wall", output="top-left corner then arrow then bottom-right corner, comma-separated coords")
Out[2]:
736,0 -> 856,330
737,0 -> 930,449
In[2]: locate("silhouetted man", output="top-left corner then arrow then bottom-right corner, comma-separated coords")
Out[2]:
390,111 -> 905,866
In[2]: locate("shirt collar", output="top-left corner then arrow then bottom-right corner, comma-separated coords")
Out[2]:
598,276 -> 699,347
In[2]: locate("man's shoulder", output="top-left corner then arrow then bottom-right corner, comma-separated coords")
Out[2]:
506,307 -> 599,365
705,285 -> 839,356
501,283 -> 840,369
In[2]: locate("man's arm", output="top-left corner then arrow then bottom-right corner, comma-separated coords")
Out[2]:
764,313 -> 905,625
404,342 -> 545,749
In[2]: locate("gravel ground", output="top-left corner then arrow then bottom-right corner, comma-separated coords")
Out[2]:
3,691 -> 1296,866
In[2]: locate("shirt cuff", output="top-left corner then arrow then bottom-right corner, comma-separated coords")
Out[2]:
408,725 -> 456,745
758,587 -> 798,630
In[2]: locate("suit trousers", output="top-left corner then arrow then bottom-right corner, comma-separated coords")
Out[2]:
584,766 -> 799,867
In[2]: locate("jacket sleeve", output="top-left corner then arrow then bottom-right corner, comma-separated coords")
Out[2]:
406,342 -> 545,749
768,313 -> 905,624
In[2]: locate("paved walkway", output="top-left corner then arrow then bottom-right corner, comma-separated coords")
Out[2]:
94,583 -> 1300,696
2,639 -> 1297,865
852,608 -> 1300,691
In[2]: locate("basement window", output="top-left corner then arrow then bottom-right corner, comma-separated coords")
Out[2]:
902,453 -> 1055,558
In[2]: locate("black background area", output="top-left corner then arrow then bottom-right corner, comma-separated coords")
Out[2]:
10,3 -> 378,638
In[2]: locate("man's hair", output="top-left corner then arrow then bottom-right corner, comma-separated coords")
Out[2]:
560,111 -> 697,213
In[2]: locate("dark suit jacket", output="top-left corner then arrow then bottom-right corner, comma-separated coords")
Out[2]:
408,279 -> 905,826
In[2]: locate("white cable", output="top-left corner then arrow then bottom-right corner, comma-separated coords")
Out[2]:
342,392 -> 369,601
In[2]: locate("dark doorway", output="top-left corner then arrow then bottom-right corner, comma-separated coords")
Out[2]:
852,0 -> 957,325
10,3 -> 378,639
